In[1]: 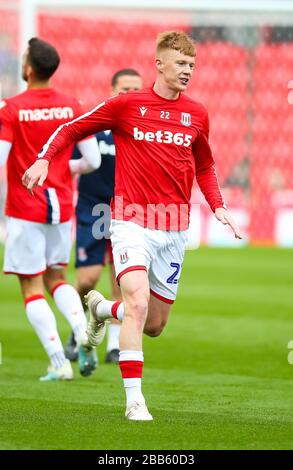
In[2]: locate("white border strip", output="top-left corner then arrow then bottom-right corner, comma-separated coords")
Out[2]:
27,0 -> 293,13
47,188 -> 60,224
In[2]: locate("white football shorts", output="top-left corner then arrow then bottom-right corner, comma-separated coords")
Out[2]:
110,219 -> 188,304
4,217 -> 72,276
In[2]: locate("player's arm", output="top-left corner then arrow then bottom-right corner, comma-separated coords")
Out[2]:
69,137 -> 101,175
0,100 -> 14,167
22,95 -> 125,191
193,111 -> 242,239
0,140 -> 12,167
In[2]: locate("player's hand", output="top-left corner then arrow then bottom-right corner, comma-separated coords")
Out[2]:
22,159 -> 49,195
215,207 -> 242,239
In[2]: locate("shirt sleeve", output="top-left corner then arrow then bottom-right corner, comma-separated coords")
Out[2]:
0,140 -> 12,167
38,94 -> 126,163
192,110 -> 225,212
74,99 -> 95,144
0,100 -> 14,143
72,137 -> 101,173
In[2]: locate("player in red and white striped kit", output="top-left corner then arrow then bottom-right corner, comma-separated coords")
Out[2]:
0,38 -> 101,380
23,32 -> 242,417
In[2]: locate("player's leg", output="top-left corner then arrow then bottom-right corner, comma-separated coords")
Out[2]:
84,219 -> 150,347
84,270 -> 152,420
105,242 -> 121,364
117,269 -> 153,420
64,220 -> 104,360
3,217 -> 73,380
75,221 -> 105,308
76,265 -> 103,308
44,221 -> 97,377
144,228 -> 187,337
84,220 -> 153,420
64,265 -> 102,361
82,285 -> 172,337
44,266 -> 88,346
18,274 -> 73,381
143,293 -> 172,337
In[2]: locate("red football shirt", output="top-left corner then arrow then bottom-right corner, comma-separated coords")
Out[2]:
39,86 -> 225,230
0,88 -> 84,224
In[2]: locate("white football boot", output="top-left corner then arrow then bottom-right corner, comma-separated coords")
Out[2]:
125,401 -> 153,421
39,359 -> 74,381
84,290 -> 109,347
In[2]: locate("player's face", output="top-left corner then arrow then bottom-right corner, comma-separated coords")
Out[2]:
113,75 -> 143,94
157,49 -> 195,92
22,49 -> 29,82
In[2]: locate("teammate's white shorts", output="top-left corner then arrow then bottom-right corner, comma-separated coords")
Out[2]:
4,217 -> 72,276
110,219 -> 188,304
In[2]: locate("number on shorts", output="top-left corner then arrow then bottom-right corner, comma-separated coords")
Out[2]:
167,262 -> 181,284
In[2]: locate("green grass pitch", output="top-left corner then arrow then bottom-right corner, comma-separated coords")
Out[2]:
0,245 -> 293,450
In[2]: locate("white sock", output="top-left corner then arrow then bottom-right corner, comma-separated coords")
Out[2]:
52,283 -> 87,344
98,299 -> 124,322
50,351 -> 67,369
119,350 -> 145,408
25,296 -> 65,369
115,303 -> 124,322
123,378 -> 145,407
107,323 -> 120,352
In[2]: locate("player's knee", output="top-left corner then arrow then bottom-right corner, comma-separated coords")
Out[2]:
46,267 -> 66,281
43,269 -> 65,294
77,278 -> 97,295
144,319 -> 167,337
144,325 -> 162,337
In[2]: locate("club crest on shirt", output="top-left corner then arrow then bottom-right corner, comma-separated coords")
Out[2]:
180,112 -> 191,127
78,247 -> 88,262
119,250 -> 129,264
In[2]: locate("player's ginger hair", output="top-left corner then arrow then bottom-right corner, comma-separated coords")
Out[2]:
156,31 -> 196,57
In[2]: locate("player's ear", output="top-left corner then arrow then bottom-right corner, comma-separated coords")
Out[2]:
155,58 -> 163,72
26,64 -> 34,79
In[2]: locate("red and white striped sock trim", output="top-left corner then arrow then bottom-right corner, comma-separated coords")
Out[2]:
50,281 -> 67,297
119,361 -> 144,379
111,301 -> 122,319
24,294 -> 45,306
119,350 -> 144,379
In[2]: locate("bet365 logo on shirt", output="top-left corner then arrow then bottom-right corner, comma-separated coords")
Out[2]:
133,127 -> 192,147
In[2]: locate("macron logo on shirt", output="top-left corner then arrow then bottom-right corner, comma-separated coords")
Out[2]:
19,107 -> 74,122
139,107 -> 148,116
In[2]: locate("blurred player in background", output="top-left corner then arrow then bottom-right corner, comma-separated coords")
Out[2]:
23,31 -> 242,418
0,38 -> 101,381
66,69 -> 143,364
